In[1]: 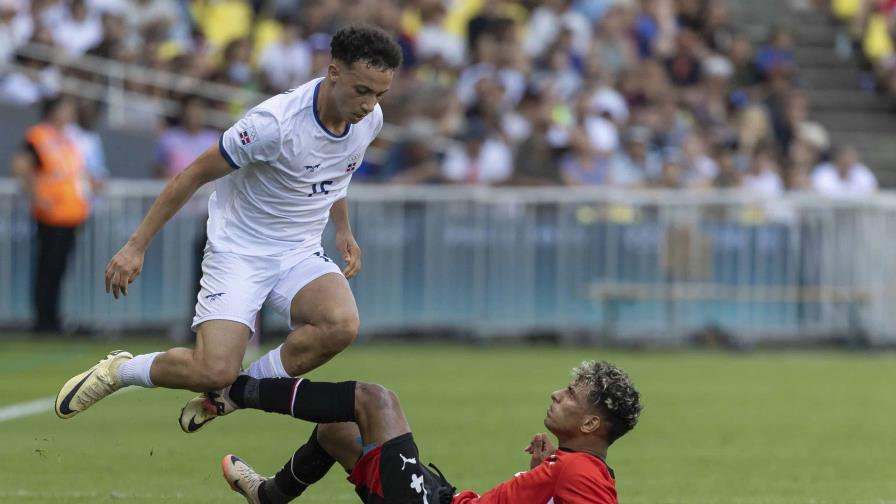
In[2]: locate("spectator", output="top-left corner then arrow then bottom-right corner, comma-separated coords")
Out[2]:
755,28 -> 795,81
0,0 -> 32,63
654,152 -> 684,188
154,95 -> 219,178
712,144 -> 742,188
811,146 -> 879,197
561,128 -> 608,185
54,0 -> 103,55
524,0 -> 591,59
384,120 -> 443,184
66,98 -> 108,195
592,5 -> 638,78
727,33 -> 760,90
0,38 -> 61,105
442,119 -> 513,185
615,126 -> 661,186
260,19 -> 311,93
743,146 -> 785,197
415,3 -> 465,69
11,96 -> 93,332
507,91 -> 564,185
664,29 -> 703,87
680,134 -> 719,188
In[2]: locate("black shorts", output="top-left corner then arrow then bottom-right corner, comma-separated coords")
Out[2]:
348,433 -> 455,504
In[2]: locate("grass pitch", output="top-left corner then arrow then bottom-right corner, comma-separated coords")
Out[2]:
1,339 -> 895,503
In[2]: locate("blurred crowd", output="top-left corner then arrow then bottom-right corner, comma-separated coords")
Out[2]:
831,0 -> 896,97
0,0 -> 881,195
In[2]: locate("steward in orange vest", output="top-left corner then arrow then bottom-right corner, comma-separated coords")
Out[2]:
12,96 -> 92,332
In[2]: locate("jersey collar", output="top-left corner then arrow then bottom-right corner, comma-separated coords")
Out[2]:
557,447 -> 615,478
313,80 -> 351,140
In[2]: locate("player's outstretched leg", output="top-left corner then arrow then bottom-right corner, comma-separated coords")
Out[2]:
55,350 -> 133,418
223,378 -> 455,503
221,454 -> 267,504
56,320 -> 249,420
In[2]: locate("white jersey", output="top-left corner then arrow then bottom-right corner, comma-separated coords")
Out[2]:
213,77 -> 383,256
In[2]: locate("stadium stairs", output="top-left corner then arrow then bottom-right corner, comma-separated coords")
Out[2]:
730,0 -> 896,187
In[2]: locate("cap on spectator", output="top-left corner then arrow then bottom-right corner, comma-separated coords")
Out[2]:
308,32 -> 332,53
589,88 -> 629,123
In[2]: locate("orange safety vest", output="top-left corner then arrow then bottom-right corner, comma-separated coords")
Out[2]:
25,123 -> 90,227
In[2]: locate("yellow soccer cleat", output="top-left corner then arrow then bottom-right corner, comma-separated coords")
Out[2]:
55,350 -> 132,419
221,454 -> 267,504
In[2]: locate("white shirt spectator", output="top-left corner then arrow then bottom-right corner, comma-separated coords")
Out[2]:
744,170 -> 784,197
67,123 -> 108,181
36,0 -> 68,29
442,138 -> 513,184
584,116 -> 619,153
261,39 -> 312,92
811,161 -> 878,197
455,63 -> 525,109
416,22 -> 465,68
0,65 -> 60,105
0,0 -> 33,63
122,0 -> 177,36
54,10 -> 103,54
524,5 -> 591,58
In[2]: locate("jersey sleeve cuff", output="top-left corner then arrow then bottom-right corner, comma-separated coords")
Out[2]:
219,136 -> 241,170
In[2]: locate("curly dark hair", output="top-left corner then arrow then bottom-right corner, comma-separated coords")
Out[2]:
330,25 -> 402,71
573,361 -> 642,444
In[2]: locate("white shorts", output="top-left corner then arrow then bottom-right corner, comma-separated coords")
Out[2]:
192,248 -> 343,334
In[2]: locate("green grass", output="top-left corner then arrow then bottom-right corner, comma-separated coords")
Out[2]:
1,339 -> 895,503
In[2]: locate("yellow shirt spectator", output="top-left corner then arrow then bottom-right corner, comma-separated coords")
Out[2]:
191,0 -> 254,49
832,0 -> 862,21
863,12 -> 894,61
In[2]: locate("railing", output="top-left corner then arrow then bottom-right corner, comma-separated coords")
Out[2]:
1,42 -> 448,155
2,178 -> 895,345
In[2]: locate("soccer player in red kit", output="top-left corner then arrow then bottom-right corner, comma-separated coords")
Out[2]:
216,360 -> 642,504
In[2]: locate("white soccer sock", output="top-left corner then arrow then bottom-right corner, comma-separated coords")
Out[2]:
116,352 -> 161,388
245,344 -> 291,378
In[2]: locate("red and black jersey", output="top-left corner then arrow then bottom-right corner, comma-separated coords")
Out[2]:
452,449 -> 618,504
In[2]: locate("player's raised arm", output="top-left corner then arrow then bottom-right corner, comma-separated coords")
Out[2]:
104,145 -> 233,298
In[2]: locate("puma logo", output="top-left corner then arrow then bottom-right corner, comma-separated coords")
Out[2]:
400,453 -> 417,471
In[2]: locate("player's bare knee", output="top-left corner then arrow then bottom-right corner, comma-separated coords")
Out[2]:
319,312 -> 360,355
354,382 -> 400,416
195,363 -> 240,391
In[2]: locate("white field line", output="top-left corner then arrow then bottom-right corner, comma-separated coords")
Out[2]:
0,387 -> 139,423
0,348 -> 266,423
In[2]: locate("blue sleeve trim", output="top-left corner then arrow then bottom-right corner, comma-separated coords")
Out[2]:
219,136 -> 240,170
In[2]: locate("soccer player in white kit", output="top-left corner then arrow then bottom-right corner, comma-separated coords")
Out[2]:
53,26 -> 402,433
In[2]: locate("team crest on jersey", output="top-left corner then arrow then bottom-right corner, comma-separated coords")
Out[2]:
238,126 -> 258,146
345,151 -> 363,173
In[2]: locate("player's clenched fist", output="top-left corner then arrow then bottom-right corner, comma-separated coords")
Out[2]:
104,242 -> 145,299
